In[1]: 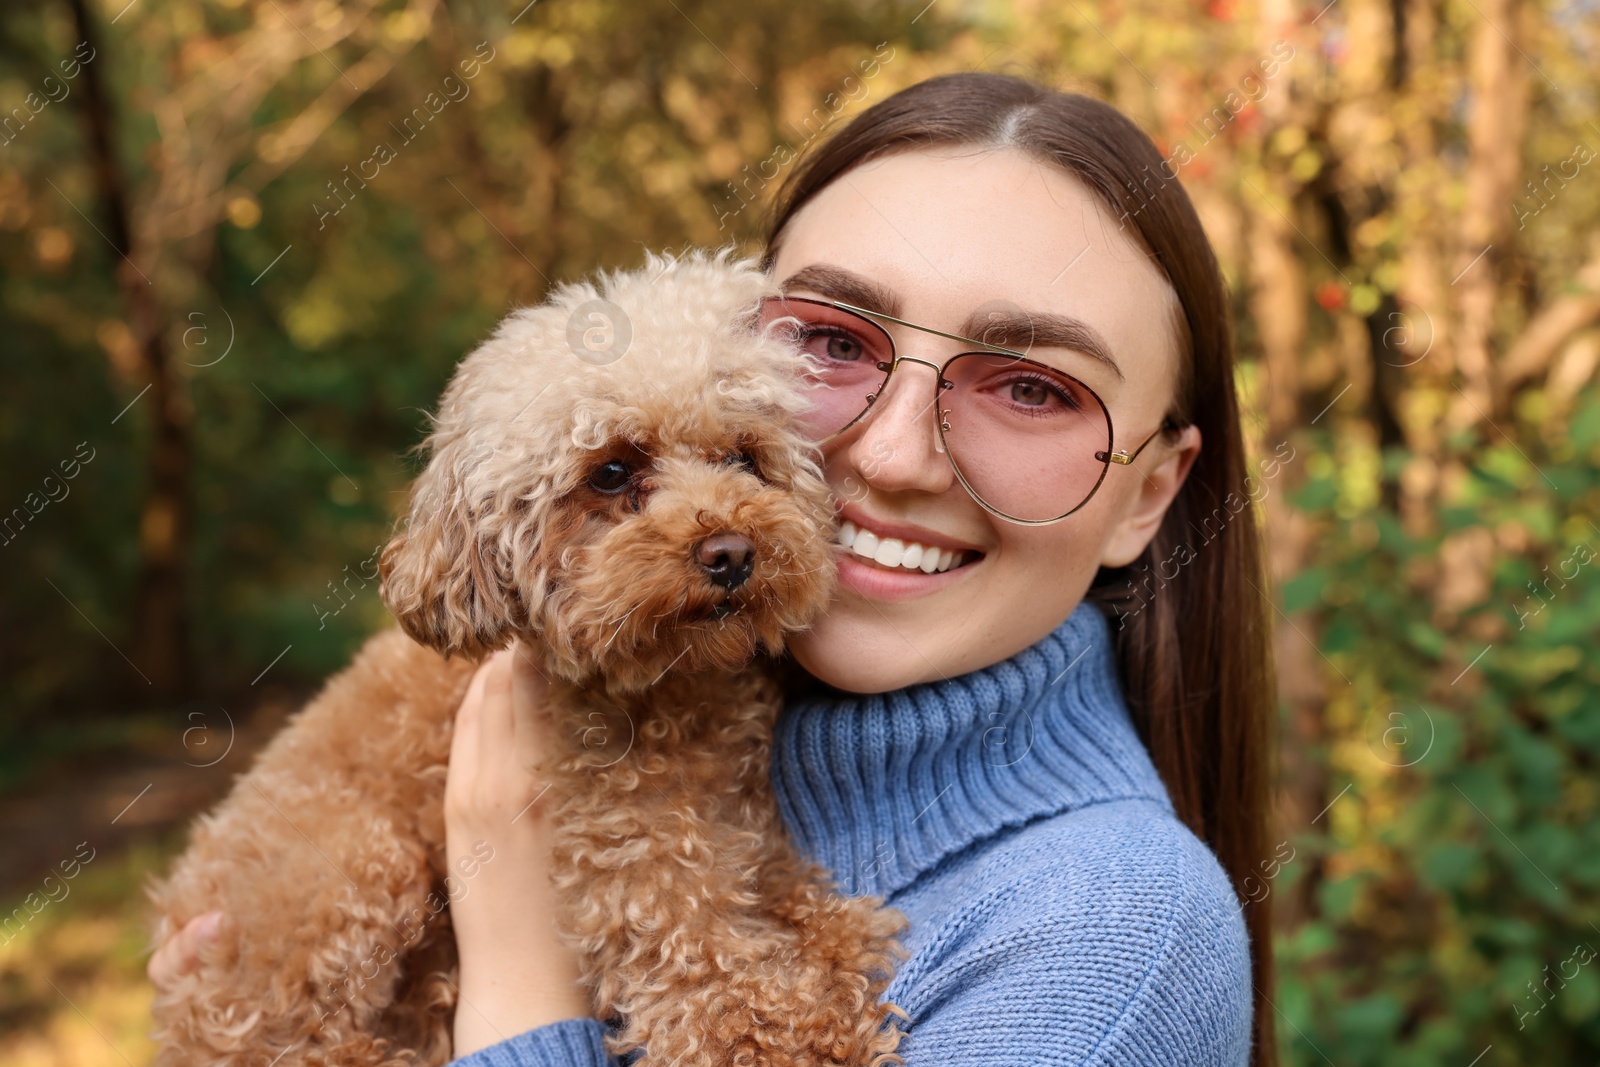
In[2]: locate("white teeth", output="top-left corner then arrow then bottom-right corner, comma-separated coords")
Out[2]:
874,538 -> 905,568
832,521 -> 970,575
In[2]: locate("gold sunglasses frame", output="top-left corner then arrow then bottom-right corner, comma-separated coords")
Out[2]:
761,295 -> 1180,526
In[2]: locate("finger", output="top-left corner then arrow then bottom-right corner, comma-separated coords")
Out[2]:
148,935 -> 177,986
450,657 -> 494,800
182,911 -> 226,968
150,912 -> 224,986
509,640 -> 552,776
479,649 -> 515,774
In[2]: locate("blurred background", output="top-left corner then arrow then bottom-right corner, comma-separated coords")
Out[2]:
2,0 -> 1597,1062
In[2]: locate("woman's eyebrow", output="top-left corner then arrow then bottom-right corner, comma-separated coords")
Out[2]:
958,309 -> 1124,382
778,262 -> 1124,382
777,264 -> 903,318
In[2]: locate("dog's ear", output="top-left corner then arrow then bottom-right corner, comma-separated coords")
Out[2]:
378,433 -> 522,659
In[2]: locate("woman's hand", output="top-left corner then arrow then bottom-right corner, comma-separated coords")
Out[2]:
147,911 -> 228,989
447,642 -> 593,1057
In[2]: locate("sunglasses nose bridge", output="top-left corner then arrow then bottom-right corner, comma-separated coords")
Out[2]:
885,353 -> 945,376
868,352 -> 945,411
863,355 -> 955,458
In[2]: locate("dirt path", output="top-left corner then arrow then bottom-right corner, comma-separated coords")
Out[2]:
1,695 -> 297,908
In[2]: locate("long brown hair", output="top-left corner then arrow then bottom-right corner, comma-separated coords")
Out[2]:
759,71 -> 1277,1065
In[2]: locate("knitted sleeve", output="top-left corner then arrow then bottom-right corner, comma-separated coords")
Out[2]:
880,799 -> 1254,1067
445,1017 -> 622,1067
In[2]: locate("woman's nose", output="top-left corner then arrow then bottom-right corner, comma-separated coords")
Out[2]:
844,359 -> 955,496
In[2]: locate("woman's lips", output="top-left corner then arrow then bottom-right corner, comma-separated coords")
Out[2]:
830,511 -> 984,601
835,550 -> 978,601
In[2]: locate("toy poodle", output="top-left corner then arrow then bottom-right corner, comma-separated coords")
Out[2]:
146,249 -> 911,1067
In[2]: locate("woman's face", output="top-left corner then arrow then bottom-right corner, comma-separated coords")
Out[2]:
772,146 -> 1202,692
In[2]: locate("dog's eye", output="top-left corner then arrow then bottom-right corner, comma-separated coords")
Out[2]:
589,460 -> 634,494
725,451 -> 759,476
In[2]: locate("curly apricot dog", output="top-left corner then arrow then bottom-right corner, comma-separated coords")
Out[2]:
146,249 -> 910,1067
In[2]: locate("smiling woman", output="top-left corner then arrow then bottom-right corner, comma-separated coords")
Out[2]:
744,71 -> 1275,1066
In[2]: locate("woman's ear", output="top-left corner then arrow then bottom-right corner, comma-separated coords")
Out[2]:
379,436 -> 521,659
1099,423 -> 1202,568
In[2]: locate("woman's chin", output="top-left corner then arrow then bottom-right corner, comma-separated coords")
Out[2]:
787,615 -> 945,694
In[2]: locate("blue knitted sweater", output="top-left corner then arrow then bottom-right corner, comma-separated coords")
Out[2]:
451,601 -> 1254,1067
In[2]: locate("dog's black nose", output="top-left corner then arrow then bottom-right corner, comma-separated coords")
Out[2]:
695,532 -> 755,589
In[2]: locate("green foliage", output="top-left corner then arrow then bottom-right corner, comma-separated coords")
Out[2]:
1275,385 -> 1600,1064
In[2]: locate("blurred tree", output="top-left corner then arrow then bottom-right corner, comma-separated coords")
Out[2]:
57,0 -> 443,697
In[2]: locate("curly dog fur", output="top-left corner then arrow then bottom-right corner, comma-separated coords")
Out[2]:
146,249 -> 911,1067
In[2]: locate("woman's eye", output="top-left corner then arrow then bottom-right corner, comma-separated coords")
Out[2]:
827,333 -> 863,362
588,460 -> 633,493
1010,381 -> 1050,406
999,375 -> 1079,412
800,327 -> 865,363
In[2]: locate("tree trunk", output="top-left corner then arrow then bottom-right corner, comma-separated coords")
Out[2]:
1449,0 -> 1529,428
67,0 -> 193,699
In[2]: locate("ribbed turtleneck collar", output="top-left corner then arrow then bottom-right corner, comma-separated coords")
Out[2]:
769,601 -> 1173,900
